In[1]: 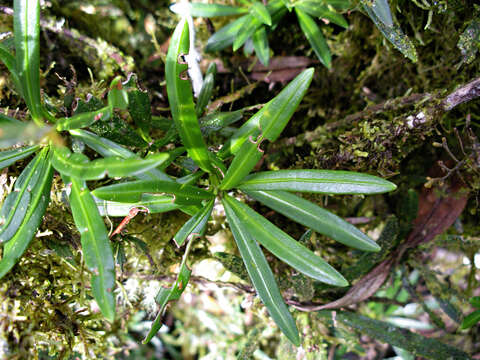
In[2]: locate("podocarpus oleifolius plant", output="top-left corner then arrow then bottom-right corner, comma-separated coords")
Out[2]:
0,1 -> 396,345
170,0 -> 417,67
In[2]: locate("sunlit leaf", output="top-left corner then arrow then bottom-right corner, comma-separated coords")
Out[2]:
195,72 -> 214,116
233,15 -> 263,51
223,195 -> 348,286
223,195 -> 300,345
206,16 -> 250,52
245,190 -> 380,251
294,1 -> 348,28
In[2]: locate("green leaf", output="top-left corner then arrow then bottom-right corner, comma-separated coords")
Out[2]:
195,72 -> 214,116
69,129 -> 172,182
166,19 -> 214,173
294,1 -> 348,28
108,76 -> 128,110
0,148 -> 48,243
0,148 -> 53,279
206,16 -> 250,52
460,309 -> 480,330
0,117 -> 49,149
251,2 -> 272,26
0,145 -> 39,170
252,27 -> 270,66
219,131 -> 264,191
173,199 -> 214,247
92,180 -> 214,205
63,175 -> 116,322
56,106 -> 113,131
362,1 -> 417,62
14,0 -> 44,124
219,68 -> 313,158
128,90 -> 152,134
470,296 -> 480,308
223,195 -> 348,286
239,169 -> 396,194
143,263 -> 191,343
233,15 -> 263,51
318,311 -> 471,360
245,190 -> 380,252
170,2 -> 248,17
0,42 -> 23,96
222,195 -> 300,346
199,110 -> 244,136
51,146 -> 169,180
295,8 -> 331,68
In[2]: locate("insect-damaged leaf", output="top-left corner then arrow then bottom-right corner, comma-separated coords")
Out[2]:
219,68 -> 313,159
0,148 -> 53,278
166,19 -> 214,173
223,195 -> 300,346
63,175 -> 116,322
143,263 -> 191,343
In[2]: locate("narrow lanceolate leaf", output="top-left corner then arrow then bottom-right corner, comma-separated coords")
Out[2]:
238,170 -> 397,194
166,19 -> 213,173
461,310 -> 480,330
223,195 -> 348,286
0,148 -> 53,279
361,1 -> 417,62
174,199 -> 214,247
64,175 -> 116,322
51,146 -> 169,180
0,145 -> 39,170
294,1 -> 348,28
233,15 -> 262,51
206,16 -> 249,52
56,106 -> 112,131
251,2 -> 272,26
92,180 -> 214,205
219,131 -> 264,190
0,42 -> 23,95
295,8 -> 331,68
199,110 -> 244,136
69,129 -> 172,182
195,72 -> 214,116
244,190 -> 380,252
223,195 -> 300,346
252,27 -> 270,66
219,68 -> 313,158
0,148 -> 47,243
143,263 -> 191,343
170,2 -> 247,17
14,0 -> 43,124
